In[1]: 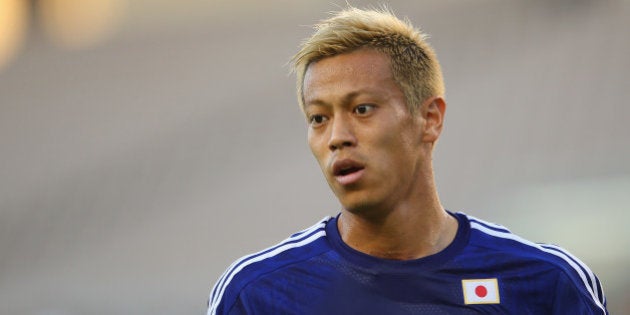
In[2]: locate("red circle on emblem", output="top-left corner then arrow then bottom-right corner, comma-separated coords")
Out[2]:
475,285 -> 488,298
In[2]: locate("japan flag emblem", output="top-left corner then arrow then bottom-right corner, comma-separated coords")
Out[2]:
462,278 -> 500,304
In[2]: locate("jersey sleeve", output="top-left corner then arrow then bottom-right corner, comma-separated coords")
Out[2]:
221,294 -> 248,315
207,270 -> 242,315
552,269 -> 608,315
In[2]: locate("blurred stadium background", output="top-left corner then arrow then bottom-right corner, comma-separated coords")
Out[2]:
1,0 -> 628,314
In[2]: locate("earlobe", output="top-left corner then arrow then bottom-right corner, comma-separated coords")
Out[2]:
421,96 -> 446,143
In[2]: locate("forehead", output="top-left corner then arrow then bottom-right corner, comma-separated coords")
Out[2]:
303,49 -> 398,104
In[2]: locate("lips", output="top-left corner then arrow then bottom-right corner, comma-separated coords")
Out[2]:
332,159 -> 365,185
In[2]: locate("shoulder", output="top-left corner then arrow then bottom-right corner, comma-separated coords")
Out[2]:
207,216 -> 332,315
462,212 -> 594,275
458,212 -> 607,313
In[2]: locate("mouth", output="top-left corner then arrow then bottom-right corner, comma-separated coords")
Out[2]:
332,159 -> 365,185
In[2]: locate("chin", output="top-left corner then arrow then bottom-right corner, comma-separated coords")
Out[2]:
333,183 -> 388,211
339,196 -> 383,216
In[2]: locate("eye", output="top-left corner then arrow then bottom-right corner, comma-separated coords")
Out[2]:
308,114 -> 328,127
354,104 -> 375,116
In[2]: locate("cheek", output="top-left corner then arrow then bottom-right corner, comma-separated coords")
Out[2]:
377,129 -> 418,166
308,135 -> 328,167
371,127 -> 404,151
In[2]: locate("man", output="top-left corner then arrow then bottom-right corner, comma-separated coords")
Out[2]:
208,7 -> 607,314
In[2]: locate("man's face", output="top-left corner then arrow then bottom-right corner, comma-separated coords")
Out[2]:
303,49 -> 431,214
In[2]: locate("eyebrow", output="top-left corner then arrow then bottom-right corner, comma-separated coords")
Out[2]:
304,90 -> 373,109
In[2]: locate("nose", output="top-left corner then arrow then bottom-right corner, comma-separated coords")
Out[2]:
328,115 -> 356,151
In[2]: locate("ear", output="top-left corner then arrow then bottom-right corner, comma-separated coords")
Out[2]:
420,96 -> 446,143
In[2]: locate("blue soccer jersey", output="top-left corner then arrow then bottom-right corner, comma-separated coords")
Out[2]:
207,212 -> 607,314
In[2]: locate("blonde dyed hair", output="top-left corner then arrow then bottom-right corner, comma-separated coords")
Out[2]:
292,7 -> 444,112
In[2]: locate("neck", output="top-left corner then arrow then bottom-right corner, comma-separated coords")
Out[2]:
337,189 -> 458,260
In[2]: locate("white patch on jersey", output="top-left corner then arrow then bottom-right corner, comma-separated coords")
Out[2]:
462,278 -> 500,304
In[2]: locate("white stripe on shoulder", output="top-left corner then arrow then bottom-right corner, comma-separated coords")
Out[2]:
465,213 -> 511,232
208,216 -> 330,315
209,230 -> 326,315
470,222 -> 606,314
291,218 -> 328,237
541,243 -> 604,305
209,216 -> 329,308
